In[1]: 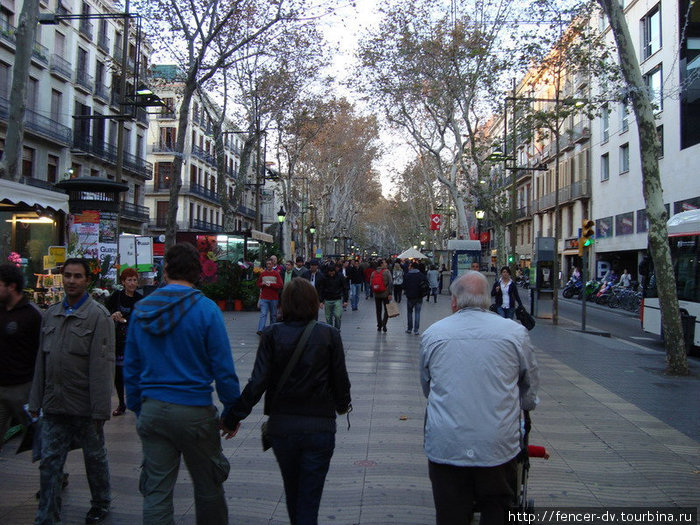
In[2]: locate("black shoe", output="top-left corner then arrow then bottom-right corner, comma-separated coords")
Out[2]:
85,506 -> 109,524
382,325 -> 387,332
377,327 -> 382,332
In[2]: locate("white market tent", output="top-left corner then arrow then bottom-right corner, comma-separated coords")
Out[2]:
396,247 -> 429,259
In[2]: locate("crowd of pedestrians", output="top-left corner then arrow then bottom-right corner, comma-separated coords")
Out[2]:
1,250 -> 539,525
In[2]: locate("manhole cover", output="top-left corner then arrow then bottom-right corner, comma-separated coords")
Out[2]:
354,460 -> 377,467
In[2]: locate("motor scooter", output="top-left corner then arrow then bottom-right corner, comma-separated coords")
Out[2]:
578,279 -> 602,301
562,276 -> 583,299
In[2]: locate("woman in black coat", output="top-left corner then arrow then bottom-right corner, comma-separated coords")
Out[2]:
223,278 -> 351,525
491,266 -> 522,319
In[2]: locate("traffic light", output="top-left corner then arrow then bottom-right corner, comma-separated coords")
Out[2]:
508,254 -> 515,264
579,219 -> 595,256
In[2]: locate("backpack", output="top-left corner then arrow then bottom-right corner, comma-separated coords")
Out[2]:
371,270 -> 387,293
418,277 -> 430,296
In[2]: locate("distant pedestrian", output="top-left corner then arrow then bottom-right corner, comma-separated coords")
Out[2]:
370,259 -> 393,332
403,261 -> 428,335
308,260 -> 322,290
105,268 -> 142,417
347,260 -> 364,311
292,257 -> 310,280
257,258 -> 284,335
421,271 -> 538,525
29,258 -> 115,525
392,262 -> 405,303
317,265 -> 349,330
0,263 -> 42,451
223,278 -> 351,525
427,266 -> 440,303
491,266 -> 522,319
620,268 -> 632,288
438,264 -> 448,294
364,262 -> 376,299
283,260 -> 295,285
124,243 -> 241,525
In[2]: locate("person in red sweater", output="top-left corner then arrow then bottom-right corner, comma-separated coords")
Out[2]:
257,258 -> 284,334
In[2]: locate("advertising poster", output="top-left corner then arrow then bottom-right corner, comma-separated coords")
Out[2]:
118,235 -> 154,272
68,211 -> 100,259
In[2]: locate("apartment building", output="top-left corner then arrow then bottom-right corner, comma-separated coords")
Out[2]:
146,64 -> 259,236
590,0 -> 700,279
1,0 -> 152,278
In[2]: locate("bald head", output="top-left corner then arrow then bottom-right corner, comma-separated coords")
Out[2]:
450,271 -> 491,311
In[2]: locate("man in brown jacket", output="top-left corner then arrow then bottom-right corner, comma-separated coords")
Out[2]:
29,258 -> 115,525
370,259 -> 393,332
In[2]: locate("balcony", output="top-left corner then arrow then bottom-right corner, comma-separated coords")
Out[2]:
191,145 -> 216,166
75,69 -> 95,94
20,176 -> 64,191
25,106 -> 72,145
94,83 -> 109,103
73,134 -> 118,163
156,109 -> 176,120
185,181 -> 219,202
97,33 -> 110,54
237,204 -> 256,219
50,54 -> 72,81
120,201 -> 150,222
516,205 -> 531,220
189,218 -> 223,232
122,150 -> 153,180
31,42 -> 49,67
0,18 -> 16,48
135,106 -> 148,126
572,121 -> 591,143
533,178 -> 590,213
113,44 -> 123,63
79,19 -> 93,41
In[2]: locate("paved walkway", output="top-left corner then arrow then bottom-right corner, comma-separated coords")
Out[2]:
1,293 -> 698,524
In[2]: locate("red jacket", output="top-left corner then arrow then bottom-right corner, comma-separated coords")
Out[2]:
257,270 -> 283,300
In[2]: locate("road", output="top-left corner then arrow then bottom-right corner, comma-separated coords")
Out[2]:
526,289 -> 699,360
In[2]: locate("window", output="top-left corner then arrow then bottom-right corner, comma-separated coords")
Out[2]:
22,147 -> 35,178
55,31 -> 65,57
77,47 -> 88,75
47,154 -> 59,183
26,78 -> 38,111
680,0 -> 700,149
601,104 -> 610,142
601,153 -> 610,181
620,102 -> 629,132
155,162 -> 173,191
50,89 -> 62,121
643,65 -> 663,112
657,125 -> 664,157
641,4 -> 661,60
0,62 -> 10,99
619,143 -> 630,173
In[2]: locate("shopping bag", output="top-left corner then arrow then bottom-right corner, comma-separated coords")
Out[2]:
515,305 -> 536,331
386,301 -> 400,318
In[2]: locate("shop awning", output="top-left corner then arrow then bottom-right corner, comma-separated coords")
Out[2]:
250,229 -> 273,243
0,178 -> 69,214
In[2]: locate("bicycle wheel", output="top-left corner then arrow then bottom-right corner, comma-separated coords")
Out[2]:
608,294 -> 620,309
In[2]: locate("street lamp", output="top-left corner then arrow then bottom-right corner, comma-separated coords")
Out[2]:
476,209 -> 485,267
277,206 -> 286,258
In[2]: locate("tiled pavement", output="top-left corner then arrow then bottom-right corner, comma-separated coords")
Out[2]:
1,293 -> 698,524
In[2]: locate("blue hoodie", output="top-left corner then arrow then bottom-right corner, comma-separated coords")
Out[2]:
123,284 -> 240,417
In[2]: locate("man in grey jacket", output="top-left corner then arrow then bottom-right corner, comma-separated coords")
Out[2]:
29,258 -> 115,525
420,271 -> 538,525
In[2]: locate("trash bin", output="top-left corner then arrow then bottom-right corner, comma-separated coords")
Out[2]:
680,313 -> 696,354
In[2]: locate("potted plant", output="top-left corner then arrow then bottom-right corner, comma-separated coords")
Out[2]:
239,279 -> 259,311
199,282 -> 228,311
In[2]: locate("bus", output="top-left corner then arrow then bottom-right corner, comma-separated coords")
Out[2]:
641,209 -> 700,348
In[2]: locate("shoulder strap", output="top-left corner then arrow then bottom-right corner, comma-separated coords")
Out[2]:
272,320 -> 317,405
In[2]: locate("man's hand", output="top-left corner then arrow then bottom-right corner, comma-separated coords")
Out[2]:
220,419 -> 240,439
342,302 -> 348,308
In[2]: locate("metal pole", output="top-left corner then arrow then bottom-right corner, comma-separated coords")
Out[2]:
510,79 -> 517,272
114,0 -> 130,271
582,249 -> 587,331
553,91 -> 560,325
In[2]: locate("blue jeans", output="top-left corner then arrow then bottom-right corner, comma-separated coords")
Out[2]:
258,299 -> 278,332
407,298 -> 422,333
350,283 -> 362,310
497,306 -> 516,319
137,399 -> 230,525
35,414 -> 111,525
324,299 -> 343,329
269,432 -> 335,525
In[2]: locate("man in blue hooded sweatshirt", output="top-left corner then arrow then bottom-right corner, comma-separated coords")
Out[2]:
124,242 -> 241,525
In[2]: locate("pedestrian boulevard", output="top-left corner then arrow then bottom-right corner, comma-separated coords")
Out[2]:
1,293 -> 698,524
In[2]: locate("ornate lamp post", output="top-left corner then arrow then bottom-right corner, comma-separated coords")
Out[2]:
277,206 -> 286,258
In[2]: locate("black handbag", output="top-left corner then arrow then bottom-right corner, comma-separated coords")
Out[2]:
515,305 -> 536,330
261,320 -> 317,451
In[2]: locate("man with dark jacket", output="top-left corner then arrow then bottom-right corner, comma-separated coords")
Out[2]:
291,256 -> 310,280
29,258 -> 115,525
317,265 -> 349,330
0,263 -> 42,452
347,260 -> 364,311
124,243 -> 241,525
403,261 -> 429,335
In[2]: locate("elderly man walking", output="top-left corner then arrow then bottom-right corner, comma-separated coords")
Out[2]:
420,271 -> 539,525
